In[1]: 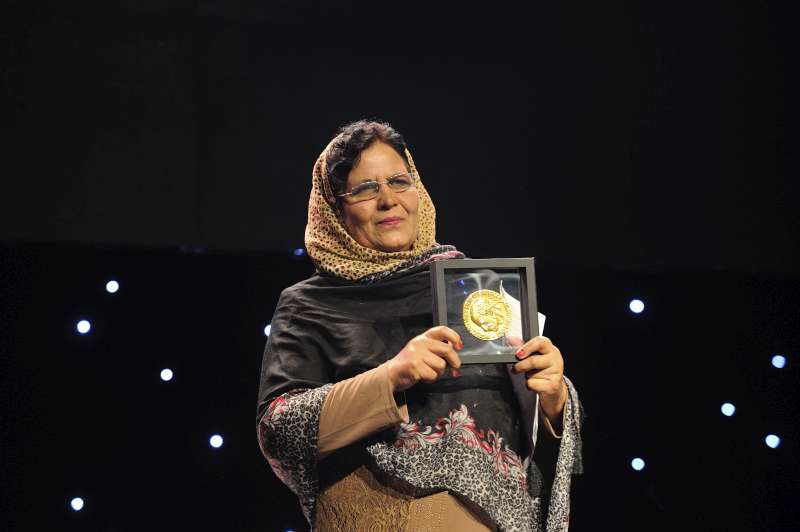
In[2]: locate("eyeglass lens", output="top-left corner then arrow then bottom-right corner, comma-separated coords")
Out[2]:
349,175 -> 413,200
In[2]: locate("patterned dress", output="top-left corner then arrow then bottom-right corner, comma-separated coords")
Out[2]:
256,266 -> 584,531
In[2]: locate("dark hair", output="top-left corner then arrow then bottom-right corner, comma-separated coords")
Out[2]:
326,120 -> 410,199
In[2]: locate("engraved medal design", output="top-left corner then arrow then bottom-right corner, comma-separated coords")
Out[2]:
462,289 -> 512,341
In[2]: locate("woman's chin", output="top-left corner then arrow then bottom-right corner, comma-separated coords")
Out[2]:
376,238 -> 413,253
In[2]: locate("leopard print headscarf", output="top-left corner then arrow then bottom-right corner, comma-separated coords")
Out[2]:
304,139 -> 452,282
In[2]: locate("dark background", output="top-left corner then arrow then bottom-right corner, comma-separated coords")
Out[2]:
2,1 -> 798,531
2,0 -> 798,275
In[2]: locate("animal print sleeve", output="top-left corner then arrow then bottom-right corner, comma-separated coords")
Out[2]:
545,376 -> 584,532
257,384 -> 333,523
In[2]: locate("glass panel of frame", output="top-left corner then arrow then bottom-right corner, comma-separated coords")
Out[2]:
431,258 -> 538,364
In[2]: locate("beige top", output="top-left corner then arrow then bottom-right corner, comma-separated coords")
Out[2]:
315,364 -> 562,531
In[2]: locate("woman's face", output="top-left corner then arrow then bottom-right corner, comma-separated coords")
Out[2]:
341,141 -> 420,252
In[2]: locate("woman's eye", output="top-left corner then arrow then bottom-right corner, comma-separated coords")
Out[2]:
352,182 -> 379,196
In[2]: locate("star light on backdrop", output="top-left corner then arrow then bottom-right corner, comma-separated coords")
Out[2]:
628,299 -> 645,314
76,319 -> 91,334
54,270 -> 793,525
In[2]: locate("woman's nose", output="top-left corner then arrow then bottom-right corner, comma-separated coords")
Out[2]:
375,182 -> 399,209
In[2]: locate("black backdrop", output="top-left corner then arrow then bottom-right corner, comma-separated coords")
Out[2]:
2,1 -> 797,274
2,245 -> 799,531
2,1 -> 799,531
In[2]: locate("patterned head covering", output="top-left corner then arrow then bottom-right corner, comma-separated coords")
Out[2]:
304,138 -> 453,282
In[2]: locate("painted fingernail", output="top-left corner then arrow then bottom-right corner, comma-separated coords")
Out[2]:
458,342 -> 464,350
515,349 -> 525,358
451,368 -> 461,377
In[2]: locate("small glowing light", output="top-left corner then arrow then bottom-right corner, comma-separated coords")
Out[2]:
105,280 -> 119,294
263,324 -> 272,337
721,403 -> 736,416
765,434 -> 781,449
772,355 -> 787,369
76,320 -> 91,334
631,458 -> 645,471
70,497 -> 84,511
209,434 -> 223,448
629,299 -> 645,314
293,248 -> 305,257
160,368 -> 174,382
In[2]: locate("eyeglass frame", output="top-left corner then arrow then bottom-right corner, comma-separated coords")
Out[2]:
335,171 -> 418,203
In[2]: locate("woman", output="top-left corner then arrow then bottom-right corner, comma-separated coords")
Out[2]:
256,120 -> 583,531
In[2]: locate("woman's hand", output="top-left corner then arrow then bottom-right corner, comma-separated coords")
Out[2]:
508,335 -> 567,426
386,326 -> 463,392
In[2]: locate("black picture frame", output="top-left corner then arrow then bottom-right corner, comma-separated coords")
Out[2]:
430,258 -> 539,364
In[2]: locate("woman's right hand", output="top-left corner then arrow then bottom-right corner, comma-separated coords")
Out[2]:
386,326 -> 463,392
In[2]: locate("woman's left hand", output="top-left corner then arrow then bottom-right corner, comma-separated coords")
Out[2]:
508,335 -> 568,425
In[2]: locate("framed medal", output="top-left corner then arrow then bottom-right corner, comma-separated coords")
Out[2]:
430,258 -> 539,364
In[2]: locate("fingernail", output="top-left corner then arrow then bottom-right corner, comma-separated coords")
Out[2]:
515,349 -> 525,358
451,368 -> 461,377
458,342 -> 464,350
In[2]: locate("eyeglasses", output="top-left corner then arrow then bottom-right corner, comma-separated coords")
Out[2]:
336,172 -> 417,203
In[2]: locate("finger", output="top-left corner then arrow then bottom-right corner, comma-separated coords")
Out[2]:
424,326 -> 464,349
422,338 -> 462,369
422,352 -> 447,373
525,374 -> 564,396
512,352 -> 552,374
514,335 -> 554,360
525,375 -> 556,394
418,363 -> 441,383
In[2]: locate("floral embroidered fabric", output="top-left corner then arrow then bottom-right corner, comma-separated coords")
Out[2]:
258,378 -> 582,531
365,377 -> 582,532
393,405 -> 526,487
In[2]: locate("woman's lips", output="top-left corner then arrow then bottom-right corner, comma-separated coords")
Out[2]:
377,217 -> 403,226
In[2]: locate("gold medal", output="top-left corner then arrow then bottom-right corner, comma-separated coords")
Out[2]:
462,289 -> 512,341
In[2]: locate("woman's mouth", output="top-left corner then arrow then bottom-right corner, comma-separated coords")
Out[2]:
378,217 -> 403,226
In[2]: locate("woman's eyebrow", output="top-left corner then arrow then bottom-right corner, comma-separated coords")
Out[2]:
354,171 -> 407,184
